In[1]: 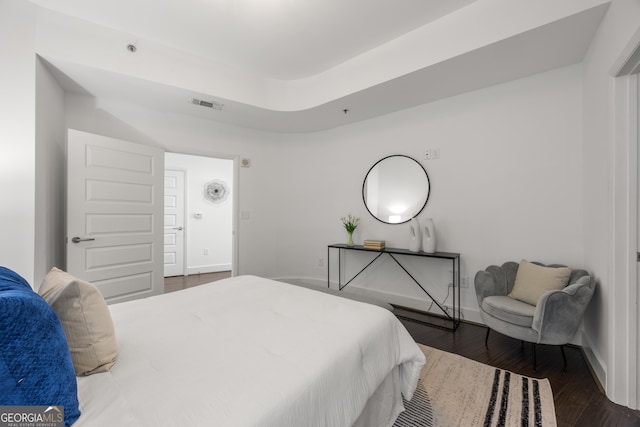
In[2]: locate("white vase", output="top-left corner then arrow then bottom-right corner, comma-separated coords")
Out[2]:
408,217 -> 421,252
422,218 -> 436,253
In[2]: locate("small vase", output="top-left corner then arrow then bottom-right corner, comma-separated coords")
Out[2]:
347,231 -> 354,246
422,218 -> 436,253
408,217 -> 421,252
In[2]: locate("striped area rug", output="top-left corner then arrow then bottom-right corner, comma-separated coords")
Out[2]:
394,344 -> 556,427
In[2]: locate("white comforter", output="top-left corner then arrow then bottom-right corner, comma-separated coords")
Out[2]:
74,275 -> 425,426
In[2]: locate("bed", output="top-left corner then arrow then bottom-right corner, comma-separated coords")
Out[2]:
1,269 -> 425,427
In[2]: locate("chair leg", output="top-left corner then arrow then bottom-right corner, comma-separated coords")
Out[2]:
560,346 -> 567,374
485,327 -> 490,348
532,343 -> 537,372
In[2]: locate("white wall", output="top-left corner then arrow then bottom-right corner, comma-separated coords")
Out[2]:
35,58 -> 66,286
165,152 -> 233,274
581,0 -> 640,406
0,0 -> 36,284
275,65 -> 584,319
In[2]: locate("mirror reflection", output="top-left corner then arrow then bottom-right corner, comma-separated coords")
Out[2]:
362,155 -> 430,224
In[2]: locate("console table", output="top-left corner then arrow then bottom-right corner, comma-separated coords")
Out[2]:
327,244 -> 461,331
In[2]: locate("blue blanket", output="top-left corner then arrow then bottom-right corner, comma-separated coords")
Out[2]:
0,267 -> 80,426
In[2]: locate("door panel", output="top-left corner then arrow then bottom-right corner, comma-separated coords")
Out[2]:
85,244 -> 153,270
67,129 -> 164,304
163,169 -> 185,277
87,180 -> 153,203
92,272 -> 153,300
86,145 -> 153,173
86,214 -> 153,235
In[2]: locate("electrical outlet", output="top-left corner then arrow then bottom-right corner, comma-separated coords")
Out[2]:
318,258 -> 324,267
424,148 -> 441,160
204,248 -> 209,255
461,276 -> 468,288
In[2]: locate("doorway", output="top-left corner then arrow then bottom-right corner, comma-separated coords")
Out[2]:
164,152 -> 236,280
164,169 -> 186,276
609,28 -> 640,409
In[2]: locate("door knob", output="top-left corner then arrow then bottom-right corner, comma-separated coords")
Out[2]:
71,237 -> 96,243
173,226 -> 183,231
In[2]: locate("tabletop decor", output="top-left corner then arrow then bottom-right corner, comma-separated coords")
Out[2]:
363,240 -> 385,250
409,217 -> 421,252
422,218 -> 436,253
340,214 -> 359,246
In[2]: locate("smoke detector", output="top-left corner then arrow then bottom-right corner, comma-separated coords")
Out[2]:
190,98 -> 224,111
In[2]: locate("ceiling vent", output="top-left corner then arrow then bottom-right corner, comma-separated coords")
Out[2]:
190,98 -> 224,111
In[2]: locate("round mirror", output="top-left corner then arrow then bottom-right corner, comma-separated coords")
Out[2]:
362,155 -> 430,224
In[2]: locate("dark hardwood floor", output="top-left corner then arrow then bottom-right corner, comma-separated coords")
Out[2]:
398,310 -> 640,427
164,271 -> 231,293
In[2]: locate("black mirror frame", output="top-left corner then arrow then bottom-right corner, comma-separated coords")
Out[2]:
361,154 -> 430,225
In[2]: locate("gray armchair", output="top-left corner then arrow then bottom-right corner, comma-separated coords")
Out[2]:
474,261 -> 595,371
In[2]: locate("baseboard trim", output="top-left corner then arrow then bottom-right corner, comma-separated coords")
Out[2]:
579,331 -> 607,395
581,347 -> 606,395
275,277 -> 326,288
187,264 -> 232,275
274,276 -> 483,323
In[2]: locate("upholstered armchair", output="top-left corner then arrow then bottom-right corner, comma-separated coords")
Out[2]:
474,260 -> 595,371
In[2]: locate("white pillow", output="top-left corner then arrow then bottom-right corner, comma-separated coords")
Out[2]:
39,267 -> 117,376
509,260 -> 571,306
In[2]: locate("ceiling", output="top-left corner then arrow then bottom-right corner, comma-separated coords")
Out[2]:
32,0 -> 611,133
31,0 -> 478,80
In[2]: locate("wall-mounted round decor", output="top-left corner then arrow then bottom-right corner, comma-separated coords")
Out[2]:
204,179 -> 229,204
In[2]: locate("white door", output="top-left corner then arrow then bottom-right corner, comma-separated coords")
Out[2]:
164,169 -> 185,277
67,129 -> 164,304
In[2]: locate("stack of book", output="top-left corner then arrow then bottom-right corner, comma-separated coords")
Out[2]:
363,240 -> 385,250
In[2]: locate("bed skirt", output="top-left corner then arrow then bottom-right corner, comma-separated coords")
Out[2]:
353,367 -> 405,427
